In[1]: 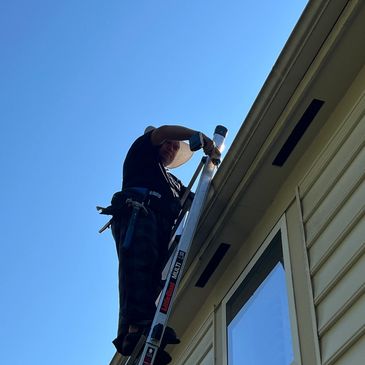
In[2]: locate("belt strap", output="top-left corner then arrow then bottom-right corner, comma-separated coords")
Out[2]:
124,187 -> 162,199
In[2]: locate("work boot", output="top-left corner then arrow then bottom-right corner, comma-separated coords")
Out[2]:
119,327 -> 148,356
155,349 -> 172,365
112,335 -> 125,355
112,322 -> 129,354
160,326 -> 180,350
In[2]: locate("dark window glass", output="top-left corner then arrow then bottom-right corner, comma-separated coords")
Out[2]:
227,231 -> 294,365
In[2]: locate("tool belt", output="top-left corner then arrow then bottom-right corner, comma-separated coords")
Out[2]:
97,187 -> 181,224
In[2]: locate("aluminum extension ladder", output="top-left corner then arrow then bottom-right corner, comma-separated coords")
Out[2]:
118,125 -> 227,365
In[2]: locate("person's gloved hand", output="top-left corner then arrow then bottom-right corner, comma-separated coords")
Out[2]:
189,131 -> 221,162
202,134 -> 221,160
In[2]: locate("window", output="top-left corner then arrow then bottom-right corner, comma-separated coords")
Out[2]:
224,222 -> 297,365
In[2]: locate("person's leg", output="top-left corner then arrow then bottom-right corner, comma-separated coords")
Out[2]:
122,209 -> 160,325
111,217 -> 129,353
111,210 -> 178,356
116,209 -> 161,355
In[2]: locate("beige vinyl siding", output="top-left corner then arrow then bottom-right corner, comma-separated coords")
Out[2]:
174,316 -> 214,365
298,90 -> 365,365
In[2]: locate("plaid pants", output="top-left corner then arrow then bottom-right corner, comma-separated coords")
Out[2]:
111,205 -> 173,337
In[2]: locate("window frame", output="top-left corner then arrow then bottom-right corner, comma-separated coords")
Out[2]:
220,215 -> 302,365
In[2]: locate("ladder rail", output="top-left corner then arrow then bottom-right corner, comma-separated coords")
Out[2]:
167,157 -> 205,246
137,125 -> 227,365
162,157 -> 205,280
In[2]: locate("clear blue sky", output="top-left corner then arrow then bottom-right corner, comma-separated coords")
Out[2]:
0,1 -> 307,364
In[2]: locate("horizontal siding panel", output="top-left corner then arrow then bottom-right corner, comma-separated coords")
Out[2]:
176,320 -> 213,365
312,217 -> 365,299
299,92 -> 365,196
332,334 -> 365,365
302,119 -> 365,222
306,178 -> 365,250
320,294 -> 365,365
307,181 -> 365,272
310,212 -> 364,275
198,347 -> 213,365
304,150 -> 365,244
316,252 -> 365,331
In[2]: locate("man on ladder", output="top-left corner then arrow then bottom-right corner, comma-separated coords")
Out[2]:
100,125 -> 220,365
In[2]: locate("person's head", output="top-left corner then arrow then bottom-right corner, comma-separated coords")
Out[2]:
159,139 -> 180,167
144,126 -> 193,168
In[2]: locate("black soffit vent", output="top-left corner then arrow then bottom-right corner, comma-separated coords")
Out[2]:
195,243 -> 230,288
273,99 -> 325,167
